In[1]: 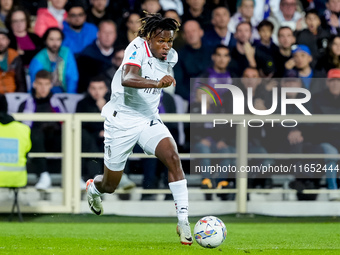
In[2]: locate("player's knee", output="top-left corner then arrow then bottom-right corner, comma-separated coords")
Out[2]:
166,150 -> 180,164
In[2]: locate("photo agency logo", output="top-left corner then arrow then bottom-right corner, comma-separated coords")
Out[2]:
198,83 -> 312,128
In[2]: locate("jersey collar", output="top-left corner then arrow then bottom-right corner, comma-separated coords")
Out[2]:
144,41 -> 153,58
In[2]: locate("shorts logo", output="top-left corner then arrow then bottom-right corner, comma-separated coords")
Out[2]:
129,51 -> 137,60
105,145 -> 111,157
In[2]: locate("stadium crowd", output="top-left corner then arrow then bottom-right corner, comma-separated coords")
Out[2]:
0,0 -> 340,201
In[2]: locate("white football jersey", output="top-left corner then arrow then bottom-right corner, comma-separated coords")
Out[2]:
101,37 -> 178,122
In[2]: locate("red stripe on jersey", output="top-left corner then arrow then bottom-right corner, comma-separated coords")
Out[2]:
144,41 -> 151,57
124,62 -> 141,68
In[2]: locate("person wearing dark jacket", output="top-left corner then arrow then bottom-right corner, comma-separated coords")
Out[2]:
312,68 -> 340,200
295,9 -> 330,68
18,70 -> 65,190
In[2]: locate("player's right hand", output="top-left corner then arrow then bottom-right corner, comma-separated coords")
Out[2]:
156,75 -> 176,88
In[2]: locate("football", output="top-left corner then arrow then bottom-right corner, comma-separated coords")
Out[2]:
194,216 -> 227,248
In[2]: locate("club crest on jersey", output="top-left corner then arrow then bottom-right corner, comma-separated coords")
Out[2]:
129,51 -> 137,60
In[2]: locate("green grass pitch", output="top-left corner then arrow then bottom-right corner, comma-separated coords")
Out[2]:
0,215 -> 339,254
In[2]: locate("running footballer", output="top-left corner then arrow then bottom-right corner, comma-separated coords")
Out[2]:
86,13 -> 193,245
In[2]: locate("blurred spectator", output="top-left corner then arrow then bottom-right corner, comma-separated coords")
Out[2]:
139,0 -> 164,16
295,9 -> 330,67
321,0 -> 340,35
159,0 -> 183,16
268,0 -> 303,44
253,0 -> 281,24
117,12 -> 141,48
201,44 -> 232,87
0,0 -> 16,26
285,44 -> 326,94
0,93 -> 31,188
0,27 -> 26,93
29,27 -> 79,94
86,0 -> 114,27
164,9 -> 185,51
34,0 -> 68,37
255,20 -> 279,78
76,75 -> 108,181
174,20 -> 212,101
5,6 -> 43,67
312,68 -> 340,201
77,20 -> 117,93
228,0 -> 259,41
203,6 -> 236,49
273,26 -> 295,77
224,67 -> 274,188
101,45 -> 124,89
316,35 -> 340,73
190,85 -> 236,200
18,70 -> 66,190
182,0 -> 212,29
62,2 -> 98,56
228,21 -> 256,78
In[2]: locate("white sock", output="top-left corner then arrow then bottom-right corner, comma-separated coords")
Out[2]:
88,180 -> 102,198
169,179 -> 189,222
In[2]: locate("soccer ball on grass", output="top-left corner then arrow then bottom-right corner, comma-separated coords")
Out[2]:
193,216 -> 227,248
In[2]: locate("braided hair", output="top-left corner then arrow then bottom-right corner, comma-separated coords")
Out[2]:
137,12 -> 180,39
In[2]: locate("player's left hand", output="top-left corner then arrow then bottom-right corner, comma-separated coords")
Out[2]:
157,75 -> 176,88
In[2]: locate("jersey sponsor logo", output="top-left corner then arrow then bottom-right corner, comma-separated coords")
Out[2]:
129,51 -> 137,60
133,44 -> 140,49
143,88 -> 161,95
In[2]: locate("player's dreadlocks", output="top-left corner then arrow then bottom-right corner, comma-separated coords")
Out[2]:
137,12 -> 180,39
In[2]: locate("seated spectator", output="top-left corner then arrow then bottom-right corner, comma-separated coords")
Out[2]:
200,44 -> 232,90
295,9 -> 330,67
0,0 -> 15,27
164,9 -> 185,51
254,20 -> 279,77
202,6 -> 236,49
101,45 -> 125,89
117,12 -> 141,48
321,0 -> 340,35
312,68 -> 340,201
228,21 -> 257,78
273,26 -> 295,77
228,0 -> 259,41
77,20 -> 117,93
62,1 -> 98,56
285,44 -> 326,94
34,0 -> 67,37
190,86 -> 236,200
224,67 -> 274,188
182,0 -> 212,29
29,27 -> 79,94
76,75 -> 108,181
268,0 -> 304,44
316,35 -> 340,73
174,20 -> 212,101
0,27 -> 26,93
86,0 -> 114,27
5,6 -> 43,67
18,70 -> 66,190
0,93 -> 31,188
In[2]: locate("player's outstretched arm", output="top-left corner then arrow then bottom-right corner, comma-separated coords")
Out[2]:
122,64 -> 176,88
